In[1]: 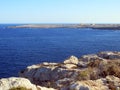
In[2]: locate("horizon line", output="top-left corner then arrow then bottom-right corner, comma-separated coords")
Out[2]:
1,22 -> 120,24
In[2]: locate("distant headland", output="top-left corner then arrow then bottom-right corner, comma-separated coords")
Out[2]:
9,24 -> 120,30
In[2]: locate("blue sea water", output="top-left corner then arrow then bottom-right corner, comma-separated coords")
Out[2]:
0,24 -> 120,78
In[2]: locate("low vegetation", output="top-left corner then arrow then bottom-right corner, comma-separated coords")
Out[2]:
9,86 -> 32,90
77,59 -> 120,81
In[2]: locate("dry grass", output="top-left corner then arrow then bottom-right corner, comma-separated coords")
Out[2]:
77,59 -> 120,81
99,60 -> 120,78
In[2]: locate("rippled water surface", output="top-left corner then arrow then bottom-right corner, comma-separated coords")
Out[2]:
0,24 -> 120,78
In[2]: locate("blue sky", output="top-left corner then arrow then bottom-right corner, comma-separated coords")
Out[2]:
0,0 -> 120,23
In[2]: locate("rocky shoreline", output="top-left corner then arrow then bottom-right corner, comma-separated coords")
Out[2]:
0,51 -> 120,90
9,24 -> 120,30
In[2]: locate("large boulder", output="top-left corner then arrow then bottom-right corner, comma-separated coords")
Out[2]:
0,77 -> 37,90
64,56 -> 79,65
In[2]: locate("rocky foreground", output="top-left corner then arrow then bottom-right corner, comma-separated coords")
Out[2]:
0,51 -> 120,90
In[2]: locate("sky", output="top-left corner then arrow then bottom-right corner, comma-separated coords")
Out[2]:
0,0 -> 120,23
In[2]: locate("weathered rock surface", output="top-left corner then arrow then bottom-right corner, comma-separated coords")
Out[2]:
0,77 -> 56,90
20,64 -> 79,87
69,80 -> 108,90
0,77 -> 37,90
64,56 -> 79,64
81,54 -> 102,62
98,51 -> 120,59
67,75 -> 120,90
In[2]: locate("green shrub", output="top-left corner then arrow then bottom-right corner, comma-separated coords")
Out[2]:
9,86 -> 32,90
77,68 -> 91,80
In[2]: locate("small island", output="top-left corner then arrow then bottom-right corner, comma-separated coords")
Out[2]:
9,24 -> 120,30
0,51 -> 120,90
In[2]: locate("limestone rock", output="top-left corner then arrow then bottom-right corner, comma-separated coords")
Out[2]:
42,62 -> 58,66
27,65 -> 41,69
50,67 -> 78,81
37,85 -> 56,90
106,75 -> 120,89
19,63 -> 78,86
0,77 -> 37,90
20,66 -> 53,83
106,75 -> 120,83
78,61 -> 88,68
81,54 -> 102,62
69,80 -> 108,90
98,51 -> 120,59
56,78 -> 74,88
64,56 -> 79,64
61,64 -> 77,69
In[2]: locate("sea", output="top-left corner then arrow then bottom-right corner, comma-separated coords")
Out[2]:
0,24 -> 120,78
